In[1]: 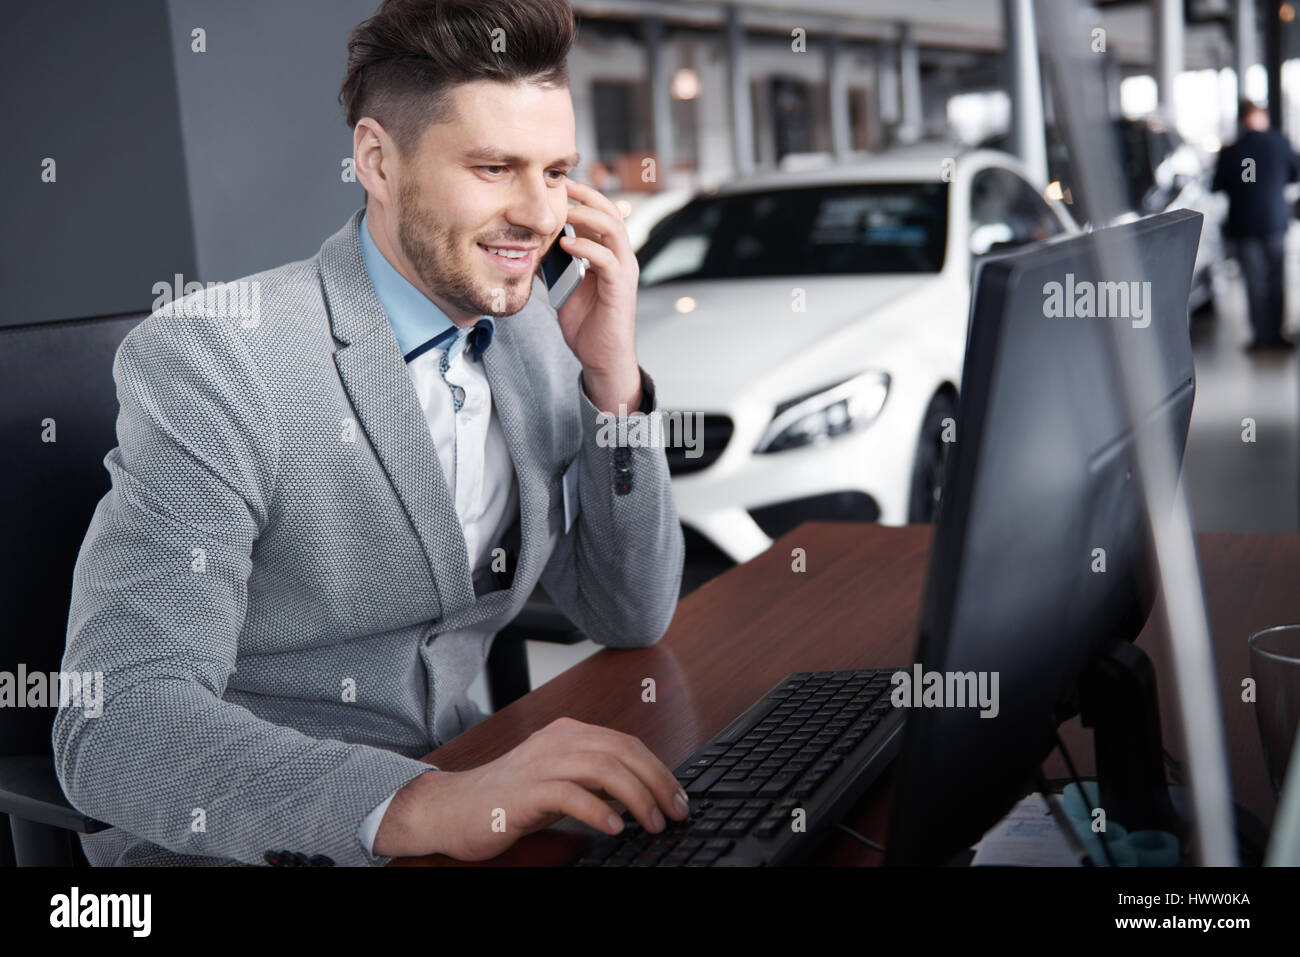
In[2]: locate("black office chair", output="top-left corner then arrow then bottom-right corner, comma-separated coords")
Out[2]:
0,311 -> 579,866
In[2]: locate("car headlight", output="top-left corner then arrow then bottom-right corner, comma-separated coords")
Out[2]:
754,371 -> 890,455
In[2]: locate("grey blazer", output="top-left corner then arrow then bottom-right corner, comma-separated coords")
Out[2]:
52,209 -> 684,866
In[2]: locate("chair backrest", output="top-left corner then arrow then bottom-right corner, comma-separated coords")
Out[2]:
0,312 -> 148,756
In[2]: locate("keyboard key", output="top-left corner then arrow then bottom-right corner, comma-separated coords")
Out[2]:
758,773 -> 799,796
686,767 -> 726,794
707,779 -> 761,797
719,819 -> 754,837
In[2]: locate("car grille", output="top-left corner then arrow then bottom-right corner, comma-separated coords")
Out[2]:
663,413 -> 734,475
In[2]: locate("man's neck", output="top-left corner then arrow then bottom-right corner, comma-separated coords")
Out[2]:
364,204 -> 479,329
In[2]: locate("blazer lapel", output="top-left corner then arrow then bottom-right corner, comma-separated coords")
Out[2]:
318,209 -> 475,619
482,314 -> 548,589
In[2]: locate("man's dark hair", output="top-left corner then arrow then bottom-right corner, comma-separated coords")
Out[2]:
339,0 -> 576,156
1240,98 -> 1266,123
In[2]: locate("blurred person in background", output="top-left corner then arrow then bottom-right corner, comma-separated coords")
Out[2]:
1212,99 -> 1300,350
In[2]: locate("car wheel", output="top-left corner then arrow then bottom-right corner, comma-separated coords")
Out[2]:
907,391 -> 957,524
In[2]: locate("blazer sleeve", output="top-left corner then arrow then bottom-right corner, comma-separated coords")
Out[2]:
51,308 -> 436,867
536,367 -> 685,647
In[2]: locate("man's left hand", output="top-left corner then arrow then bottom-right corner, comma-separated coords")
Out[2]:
554,179 -> 643,415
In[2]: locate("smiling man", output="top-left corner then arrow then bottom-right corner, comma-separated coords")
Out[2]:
53,0 -> 686,867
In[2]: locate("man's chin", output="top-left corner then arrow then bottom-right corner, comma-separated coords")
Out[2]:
473,277 -> 533,316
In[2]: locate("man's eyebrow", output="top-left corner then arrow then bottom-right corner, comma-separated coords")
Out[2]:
462,147 -> 580,167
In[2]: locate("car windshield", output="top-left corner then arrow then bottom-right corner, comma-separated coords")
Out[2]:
636,182 -> 949,285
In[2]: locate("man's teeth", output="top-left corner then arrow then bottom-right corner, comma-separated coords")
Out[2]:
485,246 -> 528,259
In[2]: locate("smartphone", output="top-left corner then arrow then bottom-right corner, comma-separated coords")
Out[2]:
541,222 -> 588,310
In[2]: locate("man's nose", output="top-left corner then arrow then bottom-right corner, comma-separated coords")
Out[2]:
506,172 -> 560,239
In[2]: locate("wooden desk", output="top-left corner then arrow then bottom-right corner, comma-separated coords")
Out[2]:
394,523 -> 1291,866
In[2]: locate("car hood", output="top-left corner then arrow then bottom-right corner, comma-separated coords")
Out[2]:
634,275 -> 932,406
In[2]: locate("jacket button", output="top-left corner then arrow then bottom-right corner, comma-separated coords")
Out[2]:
264,850 -> 287,867
308,854 -> 335,867
613,447 -> 633,496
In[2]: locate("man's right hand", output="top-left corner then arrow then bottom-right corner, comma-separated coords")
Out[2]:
372,716 -> 690,860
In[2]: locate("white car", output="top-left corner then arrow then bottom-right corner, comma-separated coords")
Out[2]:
632,146 -> 1078,566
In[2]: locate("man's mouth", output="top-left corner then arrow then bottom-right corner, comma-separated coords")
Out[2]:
478,243 -> 537,274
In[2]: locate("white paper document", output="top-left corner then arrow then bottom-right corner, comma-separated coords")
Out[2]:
970,794 -> 1082,867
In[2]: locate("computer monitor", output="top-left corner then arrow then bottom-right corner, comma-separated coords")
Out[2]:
885,209 -> 1204,865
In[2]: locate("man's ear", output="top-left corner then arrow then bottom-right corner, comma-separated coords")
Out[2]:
354,118 -> 397,209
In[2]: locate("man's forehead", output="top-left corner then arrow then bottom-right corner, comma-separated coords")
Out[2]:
419,80 -> 574,162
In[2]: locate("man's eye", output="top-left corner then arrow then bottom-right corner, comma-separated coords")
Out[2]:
480,166 -> 507,175
547,169 -> 569,182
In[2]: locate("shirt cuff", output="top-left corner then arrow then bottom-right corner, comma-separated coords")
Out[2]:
357,765 -> 438,857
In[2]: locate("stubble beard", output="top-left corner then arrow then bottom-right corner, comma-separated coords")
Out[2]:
395,175 -> 534,320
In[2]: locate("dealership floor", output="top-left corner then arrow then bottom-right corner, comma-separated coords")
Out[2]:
1183,241 -> 1300,536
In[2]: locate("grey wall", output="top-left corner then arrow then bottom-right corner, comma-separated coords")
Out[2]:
1,0 -> 197,327
165,0 -> 376,283
3,1 -> 384,329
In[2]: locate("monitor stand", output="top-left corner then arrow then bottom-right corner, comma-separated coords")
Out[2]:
1078,640 -> 1186,841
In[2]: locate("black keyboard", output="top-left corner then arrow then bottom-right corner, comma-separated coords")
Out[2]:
572,669 -> 906,866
